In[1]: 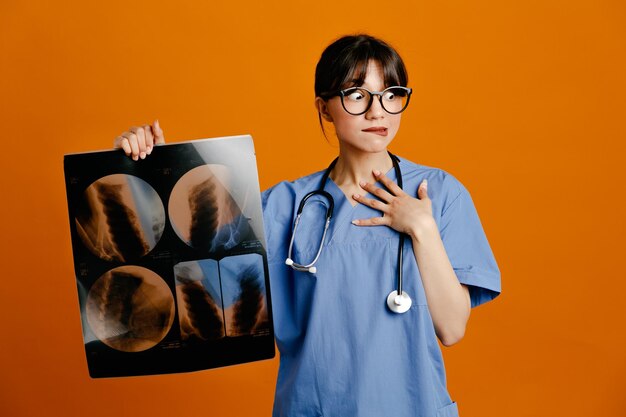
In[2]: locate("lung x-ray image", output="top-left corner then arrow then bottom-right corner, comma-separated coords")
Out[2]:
174,254 -> 270,343
65,136 -> 274,378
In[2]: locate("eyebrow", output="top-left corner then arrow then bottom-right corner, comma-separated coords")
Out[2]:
343,78 -> 364,88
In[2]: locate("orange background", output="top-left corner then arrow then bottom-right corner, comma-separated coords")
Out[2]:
1,1 -> 625,416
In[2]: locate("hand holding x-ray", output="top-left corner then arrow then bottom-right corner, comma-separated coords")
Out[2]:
113,120 -> 166,161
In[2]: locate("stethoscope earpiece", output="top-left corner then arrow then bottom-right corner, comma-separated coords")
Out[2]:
286,258 -> 317,274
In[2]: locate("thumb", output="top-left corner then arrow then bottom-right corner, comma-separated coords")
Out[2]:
153,119 -> 166,144
417,179 -> 429,200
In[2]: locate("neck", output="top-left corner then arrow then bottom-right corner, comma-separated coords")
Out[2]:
329,148 -> 394,187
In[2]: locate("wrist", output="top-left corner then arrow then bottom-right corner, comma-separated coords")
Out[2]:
407,216 -> 439,243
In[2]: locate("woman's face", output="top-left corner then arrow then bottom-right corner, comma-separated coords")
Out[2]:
318,60 -> 403,155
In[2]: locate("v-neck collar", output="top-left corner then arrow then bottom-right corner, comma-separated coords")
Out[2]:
321,159 -> 401,246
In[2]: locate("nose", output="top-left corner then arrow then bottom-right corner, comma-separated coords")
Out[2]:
365,94 -> 385,119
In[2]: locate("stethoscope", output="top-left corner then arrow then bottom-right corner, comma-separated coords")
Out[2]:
285,152 -> 412,314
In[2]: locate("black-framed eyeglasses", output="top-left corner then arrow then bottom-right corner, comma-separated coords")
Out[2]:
335,86 -> 412,115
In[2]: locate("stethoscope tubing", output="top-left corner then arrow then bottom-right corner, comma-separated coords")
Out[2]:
286,214 -> 331,273
285,152 -> 412,313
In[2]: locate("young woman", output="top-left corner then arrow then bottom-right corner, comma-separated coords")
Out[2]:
115,34 -> 501,417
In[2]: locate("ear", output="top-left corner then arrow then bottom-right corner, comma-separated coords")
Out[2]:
315,97 -> 333,122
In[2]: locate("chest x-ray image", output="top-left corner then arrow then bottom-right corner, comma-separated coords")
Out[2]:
75,174 -> 166,262
85,265 -> 175,352
168,164 -> 256,252
174,253 -> 270,344
65,135 -> 274,378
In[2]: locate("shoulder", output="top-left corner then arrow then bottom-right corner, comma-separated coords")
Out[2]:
396,156 -> 468,212
261,170 -> 325,214
261,170 -> 326,262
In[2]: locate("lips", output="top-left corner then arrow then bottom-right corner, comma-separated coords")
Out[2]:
362,127 -> 388,136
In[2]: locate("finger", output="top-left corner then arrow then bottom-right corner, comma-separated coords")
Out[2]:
351,217 -> 388,226
142,124 -> 154,154
153,119 -> 165,144
417,179 -> 429,200
352,193 -> 389,213
373,170 -> 404,195
122,131 -> 140,161
130,126 -> 147,159
359,180 -> 394,202
114,136 -> 132,156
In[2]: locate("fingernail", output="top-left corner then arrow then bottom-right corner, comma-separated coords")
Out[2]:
155,119 -> 160,129
132,155 -> 138,161
373,170 -> 381,176
359,181 -> 366,187
146,146 -> 152,155
353,194 -> 360,199
140,152 -> 146,159
352,220 -> 360,225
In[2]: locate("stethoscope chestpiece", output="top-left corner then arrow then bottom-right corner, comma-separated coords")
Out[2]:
386,290 -> 412,314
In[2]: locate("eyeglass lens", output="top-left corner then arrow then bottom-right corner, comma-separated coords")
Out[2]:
341,87 -> 410,115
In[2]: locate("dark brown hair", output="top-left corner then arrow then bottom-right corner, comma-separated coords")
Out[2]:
314,34 -> 409,133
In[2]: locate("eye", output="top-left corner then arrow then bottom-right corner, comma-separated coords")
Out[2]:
383,87 -> 407,101
383,91 -> 396,101
344,88 -> 367,102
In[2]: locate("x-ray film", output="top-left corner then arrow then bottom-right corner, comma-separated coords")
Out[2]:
64,135 -> 274,378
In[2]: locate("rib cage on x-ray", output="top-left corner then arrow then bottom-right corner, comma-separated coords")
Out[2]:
169,164 -> 256,252
174,255 -> 269,342
95,183 -> 149,261
175,267 -> 225,342
188,178 -> 220,251
231,266 -> 263,335
99,270 -> 142,339
86,266 -> 175,353
75,174 -> 165,263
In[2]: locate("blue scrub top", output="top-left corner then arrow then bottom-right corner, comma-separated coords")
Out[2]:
262,157 -> 501,417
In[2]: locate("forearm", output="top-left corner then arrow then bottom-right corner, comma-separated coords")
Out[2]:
409,220 -> 471,346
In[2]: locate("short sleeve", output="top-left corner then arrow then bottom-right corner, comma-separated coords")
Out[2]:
261,182 -> 296,265
439,180 -> 501,308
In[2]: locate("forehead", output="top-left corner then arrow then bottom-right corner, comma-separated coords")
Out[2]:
344,60 -> 388,90
360,61 -> 385,89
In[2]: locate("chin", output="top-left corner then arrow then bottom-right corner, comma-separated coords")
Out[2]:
346,144 -> 392,156
360,137 -> 395,153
